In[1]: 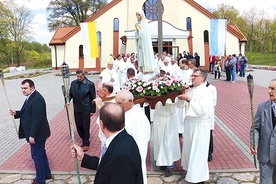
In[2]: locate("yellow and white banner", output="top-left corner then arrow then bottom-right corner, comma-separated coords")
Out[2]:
80,22 -> 98,58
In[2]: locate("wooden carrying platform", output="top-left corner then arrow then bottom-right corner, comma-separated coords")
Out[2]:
134,90 -> 182,109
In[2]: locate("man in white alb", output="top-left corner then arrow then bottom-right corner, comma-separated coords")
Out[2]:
115,89 -> 150,184
153,96 -> 182,177
178,69 -> 213,183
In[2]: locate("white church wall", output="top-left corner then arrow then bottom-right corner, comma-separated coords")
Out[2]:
95,1 -> 129,67
65,33 -> 81,69
226,32 -> 240,56
51,45 -> 66,68
52,0 -> 244,70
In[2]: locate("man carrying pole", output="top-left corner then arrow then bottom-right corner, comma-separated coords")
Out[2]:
68,68 -> 96,152
249,77 -> 276,184
9,79 -> 52,184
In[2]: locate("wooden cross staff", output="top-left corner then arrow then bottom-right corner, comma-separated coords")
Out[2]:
0,70 -> 19,135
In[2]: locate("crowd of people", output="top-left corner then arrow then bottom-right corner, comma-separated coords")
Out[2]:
209,54 -> 248,83
6,9 -> 273,184
7,52 -> 275,184
71,47 -> 216,183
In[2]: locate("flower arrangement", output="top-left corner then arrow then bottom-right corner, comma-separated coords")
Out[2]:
123,75 -> 183,97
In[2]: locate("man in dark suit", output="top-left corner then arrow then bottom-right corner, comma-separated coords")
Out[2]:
71,102 -> 143,184
250,79 -> 276,184
9,79 -> 51,184
69,69 -> 96,152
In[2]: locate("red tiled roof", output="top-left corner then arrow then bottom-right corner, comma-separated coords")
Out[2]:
227,24 -> 247,42
49,27 -> 75,45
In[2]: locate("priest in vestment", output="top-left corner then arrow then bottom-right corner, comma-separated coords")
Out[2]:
99,56 -> 120,93
115,89 -> 150,184
178,69 -> 213,183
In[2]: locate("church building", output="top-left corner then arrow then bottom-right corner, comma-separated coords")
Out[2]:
49,0 -> 247,72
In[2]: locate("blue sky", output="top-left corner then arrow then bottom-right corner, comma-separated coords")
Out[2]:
11,0 -> 276,45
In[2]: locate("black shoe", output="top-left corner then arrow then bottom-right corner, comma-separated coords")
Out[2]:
159,166 -> 167,171
178,133 -> 183,138
164,168 -> 173,177
46,175 -> 52,180
32,179 -> 45,184
208,155 -> 212,161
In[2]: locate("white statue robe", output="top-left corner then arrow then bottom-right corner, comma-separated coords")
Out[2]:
135,11 -> 155,74
153,98 -> 182,166
99,68 -> 120,93
125,105 -> 150,184
181,83 -> 213,183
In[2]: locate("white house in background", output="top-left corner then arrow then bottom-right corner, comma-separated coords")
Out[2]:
49,0 -> 247,72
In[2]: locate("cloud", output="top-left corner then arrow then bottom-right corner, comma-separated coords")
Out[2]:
194,0 -> 276,18
31,13 -> 54,44
16,0 -> 50,11
13,0 -> 53,44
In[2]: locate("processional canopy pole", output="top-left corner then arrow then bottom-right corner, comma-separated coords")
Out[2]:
247,73 -> 257,169
0,70 -> 19,135
61,63 -> 81,184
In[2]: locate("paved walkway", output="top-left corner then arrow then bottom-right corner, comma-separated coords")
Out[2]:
0,68 -> 275,183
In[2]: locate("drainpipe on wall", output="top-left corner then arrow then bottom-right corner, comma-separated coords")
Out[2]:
54,45 -> 58,70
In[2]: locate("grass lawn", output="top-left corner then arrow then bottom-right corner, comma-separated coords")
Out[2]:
245,51 -> 276,66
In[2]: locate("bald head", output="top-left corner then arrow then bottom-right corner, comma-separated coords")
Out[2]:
115,89 -> 134,112
100,102 -> 125,133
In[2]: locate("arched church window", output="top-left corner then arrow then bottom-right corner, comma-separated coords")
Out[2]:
113,18 -> 119,31
79,45 -> 83,57
186,17 -> 192,30
204,30 -> 209,43
142,0 -> 164,21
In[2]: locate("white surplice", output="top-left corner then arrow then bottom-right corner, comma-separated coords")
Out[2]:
176,68 -> 194,134
153,99 -> 181,166
181,83 -> 213,183
125,105 -> 150,184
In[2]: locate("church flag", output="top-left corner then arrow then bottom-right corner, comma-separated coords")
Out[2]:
80,22 -> 98,58
210,19 -> 226,56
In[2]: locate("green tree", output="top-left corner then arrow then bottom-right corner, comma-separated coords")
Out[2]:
212,4 -> 239,24
29,50 -> 39,61
212,4 -> 251,50
0,2 -> 10,66
46,0 -> 107,32
3,0 -> 33,66
269,19 -> 276,52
